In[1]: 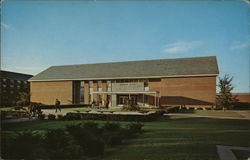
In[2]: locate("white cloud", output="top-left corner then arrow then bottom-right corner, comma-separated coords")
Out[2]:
230,41 -> 249,50
1,22 -> 12,30
162,41 -> 202,54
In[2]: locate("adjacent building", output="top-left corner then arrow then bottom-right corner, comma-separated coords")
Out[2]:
29,56 -> 219,109
0,70 -> 33,107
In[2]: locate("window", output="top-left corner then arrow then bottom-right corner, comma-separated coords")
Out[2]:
98,81 -> 102,88
107,80 -> 111,91
17,80 -> 21,84
2,78 -> 7,82
144,79 -> 149,87
98,80 -> 102,92
80,81 -> 84,104
10,79 -> 14,84
89,81 -> 93,88
144,79 -> 149,91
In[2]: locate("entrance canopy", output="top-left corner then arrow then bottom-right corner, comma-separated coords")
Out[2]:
92,91 -> 159,94
92,90 -> 160,107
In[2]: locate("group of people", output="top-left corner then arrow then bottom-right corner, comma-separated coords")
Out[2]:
92,97 -> 110,109
28,102 -> 42,119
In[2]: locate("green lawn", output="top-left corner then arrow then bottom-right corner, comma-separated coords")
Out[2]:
2,116 -> 250,160
177,110 -> 243,118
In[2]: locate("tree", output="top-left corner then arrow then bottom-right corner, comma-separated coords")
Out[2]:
216,74 -> 238,110
16,92 -> 30,106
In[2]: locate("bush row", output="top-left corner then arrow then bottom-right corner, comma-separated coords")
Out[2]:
1,110 -> 28,120
61,111 -> 164,122
1,122 -> 144,159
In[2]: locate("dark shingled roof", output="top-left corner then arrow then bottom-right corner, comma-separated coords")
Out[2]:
1,70 -> 33,81
29,56 -> 219,81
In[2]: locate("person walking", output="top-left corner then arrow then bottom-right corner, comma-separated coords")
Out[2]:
55,99 -> 61,113
105,99 -> 109,109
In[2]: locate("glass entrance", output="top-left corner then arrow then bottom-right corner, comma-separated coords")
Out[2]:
117,95 -> 137,105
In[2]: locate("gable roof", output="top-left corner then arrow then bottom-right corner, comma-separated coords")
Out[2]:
29,56 -> 219,81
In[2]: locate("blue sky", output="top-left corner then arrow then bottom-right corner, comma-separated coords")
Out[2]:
1,0 -> 249,93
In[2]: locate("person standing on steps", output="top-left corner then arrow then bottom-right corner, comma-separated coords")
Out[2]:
55,99 -> 61,113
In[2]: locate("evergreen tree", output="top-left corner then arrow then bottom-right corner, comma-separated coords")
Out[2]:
16,92 -> 30,106
216,74 -> 238,110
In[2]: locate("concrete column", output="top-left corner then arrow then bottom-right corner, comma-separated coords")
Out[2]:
84,81 -> 89,104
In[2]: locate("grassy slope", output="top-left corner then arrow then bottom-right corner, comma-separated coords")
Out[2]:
103,116 -> 250,160
2,117 -> 250,160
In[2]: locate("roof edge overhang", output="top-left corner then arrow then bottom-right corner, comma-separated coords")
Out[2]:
28,74 -> 219,82
92,91 -> 159,94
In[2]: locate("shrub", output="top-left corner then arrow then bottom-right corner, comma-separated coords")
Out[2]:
48,114 -> 56,120
38,114 -> 45,120
65,113 -> 82,120
0,111 -> 28,120
8,132 -> 44,159
102,122 -> 121,132
165,106 -> 180,113
44,129 -> 82,159
66,124 -> 104,157
101,122 -> 124,146
57,114 -> 64,120
127,122 -> 144,134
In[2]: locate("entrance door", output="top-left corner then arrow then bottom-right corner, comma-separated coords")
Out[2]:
117,95 -> 137,105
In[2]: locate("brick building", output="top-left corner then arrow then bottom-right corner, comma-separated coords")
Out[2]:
29,56 -> 219,109
0,70 -> 33,107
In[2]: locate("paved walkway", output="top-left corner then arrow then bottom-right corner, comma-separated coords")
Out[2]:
167,113 -> 250,120
217,145 -> 250,160
1,117 -> 37,123
232,110 -> 250,119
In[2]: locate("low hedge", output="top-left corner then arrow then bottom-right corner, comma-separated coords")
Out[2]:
2,122 -> 144,159
1,111 -> 28,120
64,112 -> 164,122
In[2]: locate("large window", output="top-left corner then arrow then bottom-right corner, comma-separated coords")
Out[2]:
107,80 -> 111,91
98,80 -> 102,92
80,81 -> 84,104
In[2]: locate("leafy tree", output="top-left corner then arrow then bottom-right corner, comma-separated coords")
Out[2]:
16,92 -> 30,106
216,74 -> 238,110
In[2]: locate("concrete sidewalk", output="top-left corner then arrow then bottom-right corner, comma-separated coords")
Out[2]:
217,145 -> 250,160
232,111 -> 250,119
167,113 -> 250,120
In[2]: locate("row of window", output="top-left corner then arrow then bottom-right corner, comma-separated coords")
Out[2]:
79,80 -> 147,87
1,84 -> 28,89
2,78 -> 28,85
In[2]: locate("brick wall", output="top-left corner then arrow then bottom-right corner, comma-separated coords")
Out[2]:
232,94 -> 250,103
148,76 -> 216,108
84,82 -> 89,104
30,81 -> 73,105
